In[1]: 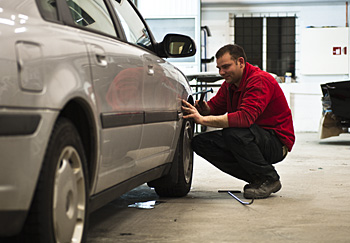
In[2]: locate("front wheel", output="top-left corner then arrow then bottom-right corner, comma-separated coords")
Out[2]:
149,120 -> 194,197
23,118 -> 89,243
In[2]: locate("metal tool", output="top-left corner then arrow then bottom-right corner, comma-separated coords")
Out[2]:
218,190 -> 254,205
193,88 -> 214,103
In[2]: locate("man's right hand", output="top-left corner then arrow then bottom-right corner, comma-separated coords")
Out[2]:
182,99 -> 229,128
194,100 -> 211,116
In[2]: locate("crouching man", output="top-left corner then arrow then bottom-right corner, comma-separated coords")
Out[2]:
182,44 -> 295,199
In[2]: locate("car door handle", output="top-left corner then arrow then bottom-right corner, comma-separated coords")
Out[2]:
95,53 -> 108,67
90,44 -> 108,67
147,65 -> 154,76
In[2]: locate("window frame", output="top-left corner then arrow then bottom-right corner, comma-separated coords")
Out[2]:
59,0 -> 121,38
108,0 -> 157,52
35,0 -> 174,57
35,0 -> 65,24
229,13 -> 299,79
55,0 -> 157,53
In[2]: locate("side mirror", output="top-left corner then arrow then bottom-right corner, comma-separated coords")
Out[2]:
158,34 -> 196,58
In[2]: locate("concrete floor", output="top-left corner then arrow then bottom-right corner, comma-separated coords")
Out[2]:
87,132 -> 350,243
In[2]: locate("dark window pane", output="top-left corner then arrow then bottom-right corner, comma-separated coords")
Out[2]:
234,17 -> 263,68
267,17 -> 296,77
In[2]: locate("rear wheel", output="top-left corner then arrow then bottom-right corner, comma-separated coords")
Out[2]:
23,118 -> 89,243
149,120 -> 194,197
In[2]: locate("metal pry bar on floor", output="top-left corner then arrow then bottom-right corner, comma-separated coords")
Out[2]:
218,190 -> 254,205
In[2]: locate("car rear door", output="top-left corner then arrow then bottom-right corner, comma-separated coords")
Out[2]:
62,0 -> 146,193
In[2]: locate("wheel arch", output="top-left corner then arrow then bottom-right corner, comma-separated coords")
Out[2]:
59,98 -> 98,193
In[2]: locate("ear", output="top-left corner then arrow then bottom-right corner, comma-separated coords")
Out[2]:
238,57 -> 245,67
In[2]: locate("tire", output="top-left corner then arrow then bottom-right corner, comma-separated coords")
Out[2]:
150,120 -> 194,197
22,118 -> 89,243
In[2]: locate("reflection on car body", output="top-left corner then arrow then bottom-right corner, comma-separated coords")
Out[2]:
106,66 -> 144,110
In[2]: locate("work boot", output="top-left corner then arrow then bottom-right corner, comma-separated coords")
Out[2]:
243,178 -> 265,191
243,179 -> 282,199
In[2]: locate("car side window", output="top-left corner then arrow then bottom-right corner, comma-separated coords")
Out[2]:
66,0 -> 117,37
36,0 -> 59,22
110,0 -> 152,49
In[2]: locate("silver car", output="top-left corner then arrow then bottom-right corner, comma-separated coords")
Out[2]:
0,0 -> 196,242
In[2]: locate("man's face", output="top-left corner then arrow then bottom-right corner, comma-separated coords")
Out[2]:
216,52 -> 245,87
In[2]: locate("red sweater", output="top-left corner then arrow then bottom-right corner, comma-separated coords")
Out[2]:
208,62 -> 295,151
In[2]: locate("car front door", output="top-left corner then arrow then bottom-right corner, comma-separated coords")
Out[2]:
111,0 -> 178,172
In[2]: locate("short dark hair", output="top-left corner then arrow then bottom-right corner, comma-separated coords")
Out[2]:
215,44 -> 247,63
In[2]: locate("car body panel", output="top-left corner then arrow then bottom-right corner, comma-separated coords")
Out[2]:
0,1 -> 94,210
79,31 -> 145,193
139,55 -> 179,169
0,109 -> 58,211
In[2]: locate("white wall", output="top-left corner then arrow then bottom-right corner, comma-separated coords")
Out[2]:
201,1 -> 350,132
138,0 -> 199,16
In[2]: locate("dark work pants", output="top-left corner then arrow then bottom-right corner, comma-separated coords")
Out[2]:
191,124 -> 285,183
